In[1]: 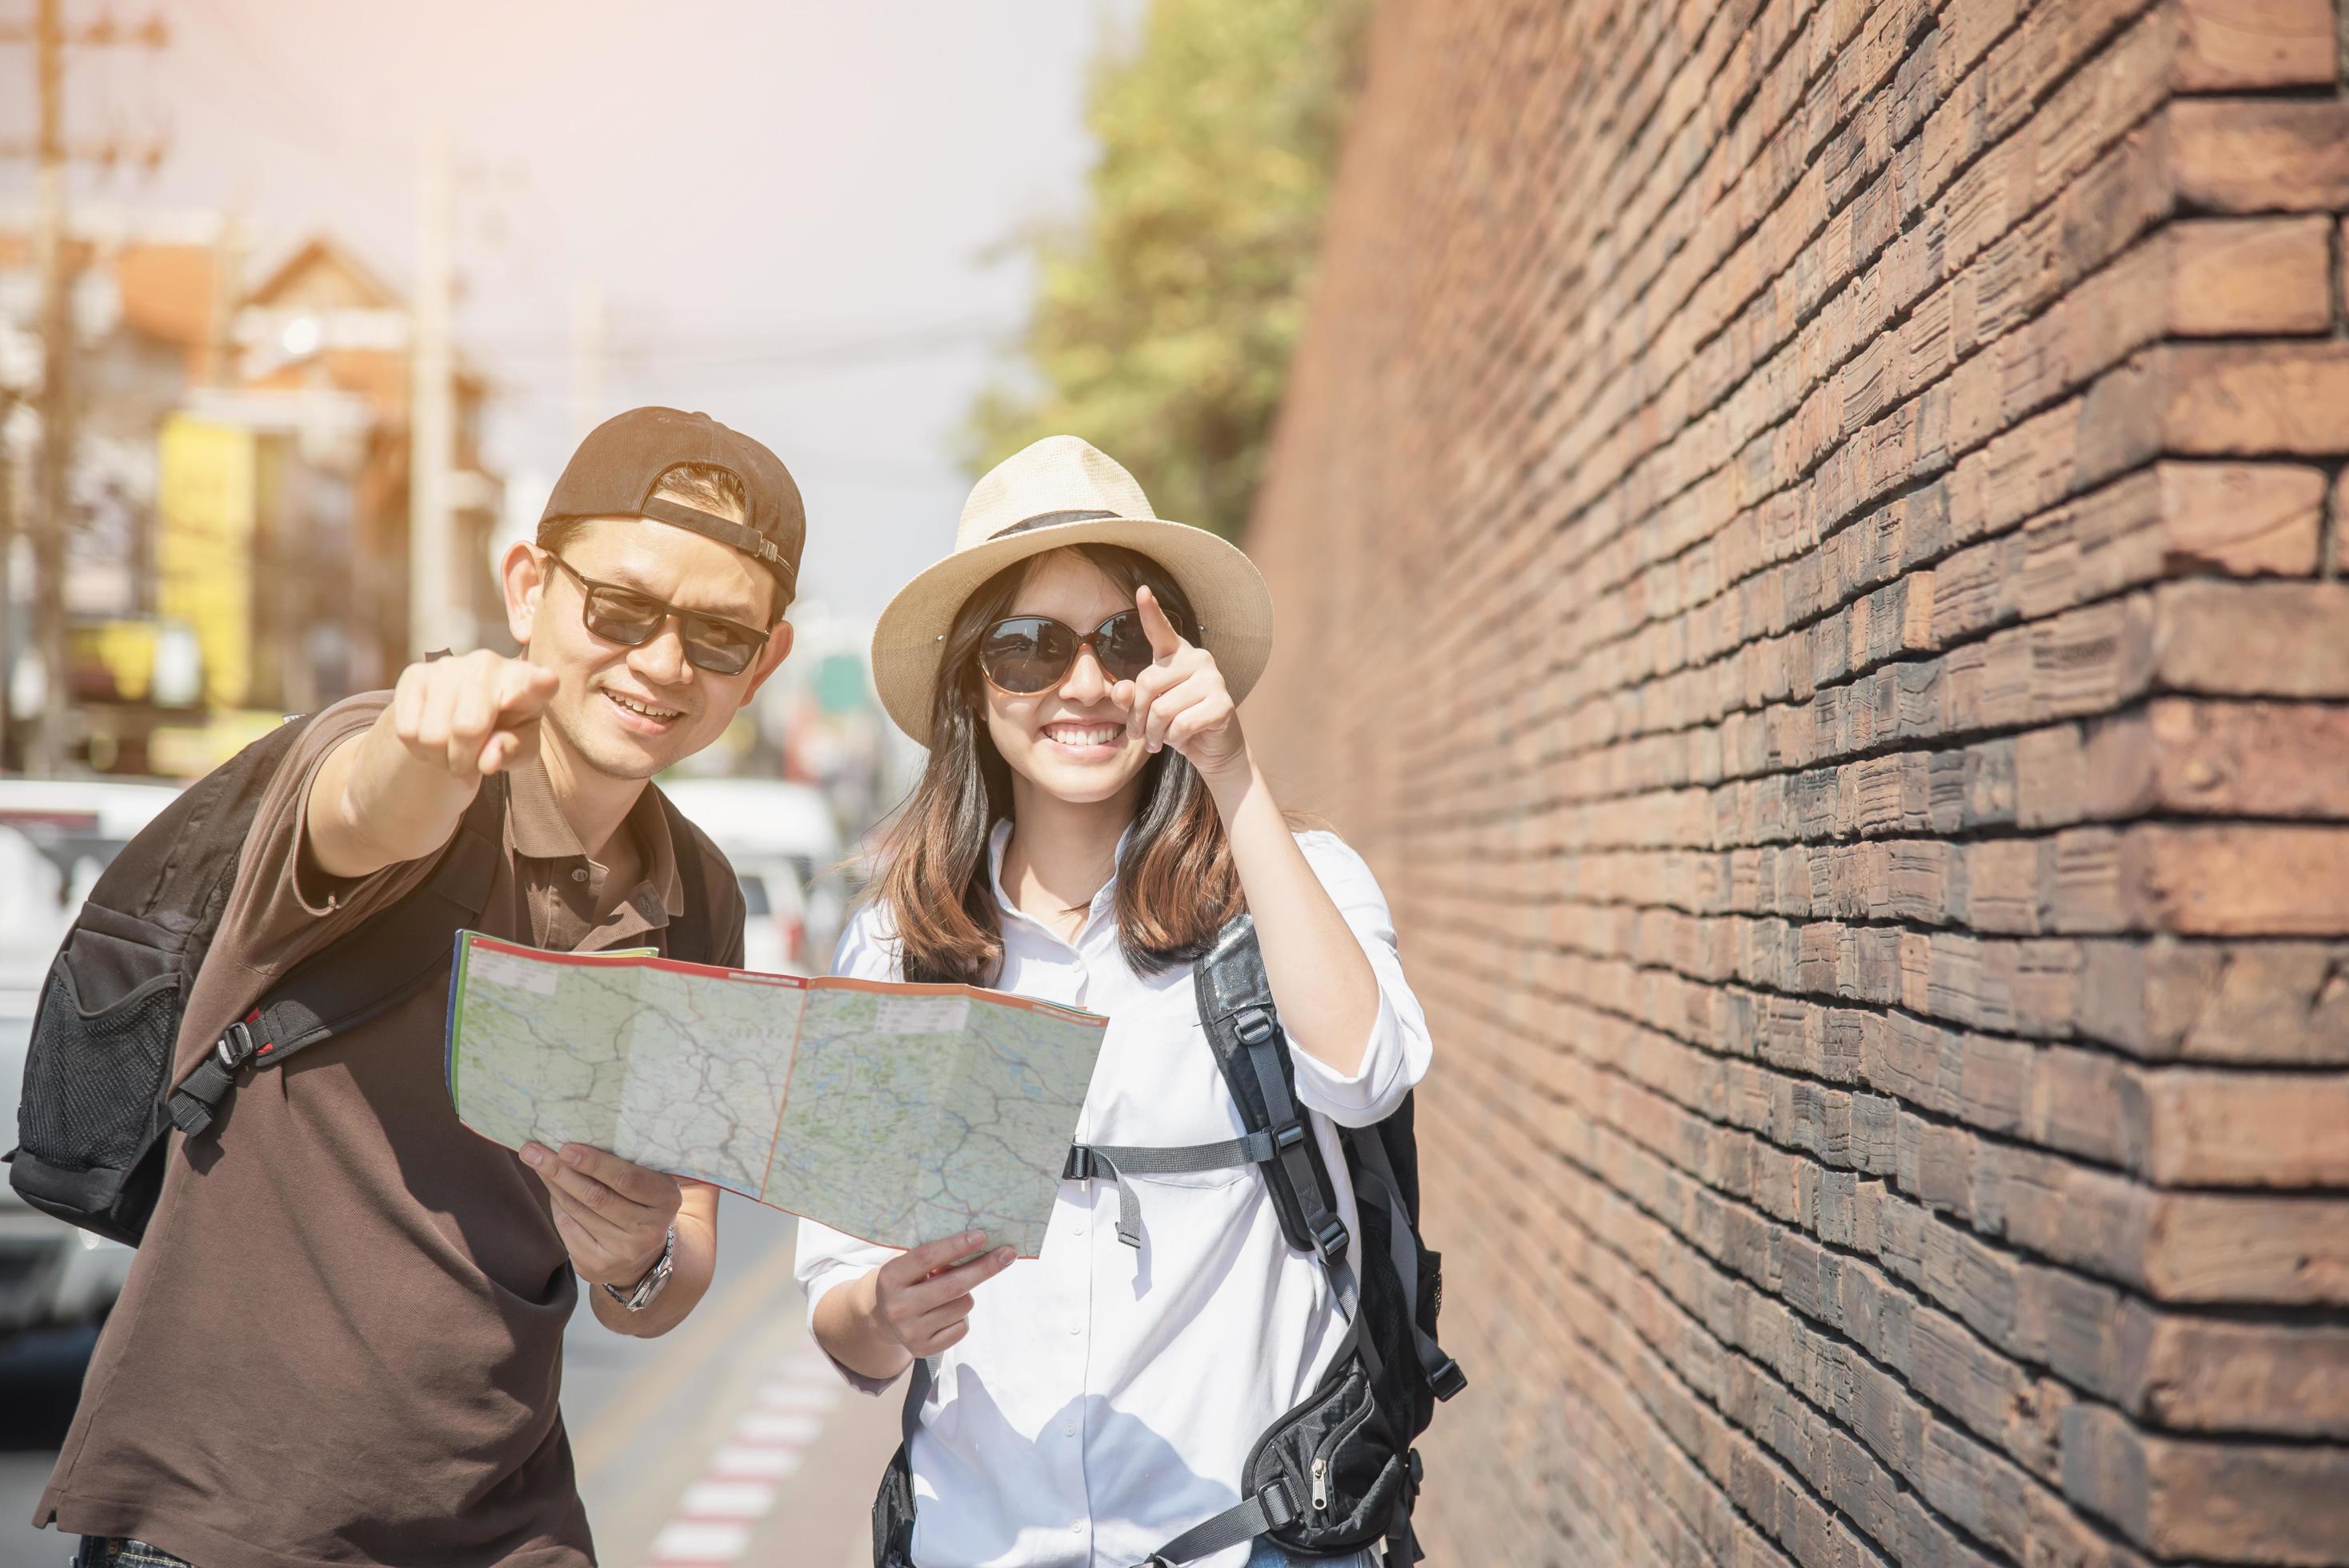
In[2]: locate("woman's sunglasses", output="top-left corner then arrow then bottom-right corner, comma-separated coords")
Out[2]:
977,610 -> 1177,694
543,552 -> 770,677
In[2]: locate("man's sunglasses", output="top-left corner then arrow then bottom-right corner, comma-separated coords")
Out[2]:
543,552 -> 770,677
977,610 -> 1178,694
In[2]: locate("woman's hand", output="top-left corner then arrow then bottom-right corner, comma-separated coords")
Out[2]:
869,1230 -> 1016,1359
1111,585 -> 1249,782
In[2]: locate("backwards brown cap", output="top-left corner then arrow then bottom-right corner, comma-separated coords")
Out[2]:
540,407 -> 806,598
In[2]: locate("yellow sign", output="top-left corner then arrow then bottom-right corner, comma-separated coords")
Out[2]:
148,709 -> 290,779
157,415 -> 258,710
69,618 -> 159,702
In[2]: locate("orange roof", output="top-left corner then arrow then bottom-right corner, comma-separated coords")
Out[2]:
113,243 -> 219,349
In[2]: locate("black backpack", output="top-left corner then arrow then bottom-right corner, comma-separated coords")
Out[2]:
7,713 -> 714,1246
873,914 -> 1466,1568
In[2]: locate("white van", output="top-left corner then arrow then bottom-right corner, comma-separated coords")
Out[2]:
656,778 -> 850,977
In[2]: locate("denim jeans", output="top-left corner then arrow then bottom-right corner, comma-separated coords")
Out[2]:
73,1540 -> 194,1568
1243,1542 -> 1381,1567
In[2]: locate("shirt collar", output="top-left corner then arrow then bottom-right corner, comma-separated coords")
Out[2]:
986,816 -> 1134,941
505,756 -> 578,860
506,756 -> 686,919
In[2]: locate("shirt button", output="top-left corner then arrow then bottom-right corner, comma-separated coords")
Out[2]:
570,867 -> 589,883
1070,1322 -> 1082,1336
1063,1422 -> 1077,1437
1069,1521 -> 1083,1534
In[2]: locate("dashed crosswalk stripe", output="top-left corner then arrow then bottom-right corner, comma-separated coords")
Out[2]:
736,1408 -> 827,1443
756,1380 -> 842,1410
646,1519 -> 753,1563
678,1480 -> 779,1518
642,1333 -> 850,1566
709,1442 -> 806,1479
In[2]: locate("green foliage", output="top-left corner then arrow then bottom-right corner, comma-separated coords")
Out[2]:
967,0 -> 1375,539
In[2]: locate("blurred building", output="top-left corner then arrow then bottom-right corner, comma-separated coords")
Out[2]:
0,216 -> 502,775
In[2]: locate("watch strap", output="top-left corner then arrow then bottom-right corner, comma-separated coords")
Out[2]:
602,1223 -> 677,1311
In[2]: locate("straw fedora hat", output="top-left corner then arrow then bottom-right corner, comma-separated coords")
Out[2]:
871,436 -> 1275,745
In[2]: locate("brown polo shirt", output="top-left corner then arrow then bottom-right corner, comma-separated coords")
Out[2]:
37,691 -> 746,1568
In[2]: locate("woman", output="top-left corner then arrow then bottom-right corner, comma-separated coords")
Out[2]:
797,436 -> 1434,1568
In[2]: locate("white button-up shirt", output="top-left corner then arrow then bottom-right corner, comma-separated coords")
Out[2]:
795,822 -> 1433,1568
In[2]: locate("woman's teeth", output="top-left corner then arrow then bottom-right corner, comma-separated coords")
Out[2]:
1046,724 -> 1122,747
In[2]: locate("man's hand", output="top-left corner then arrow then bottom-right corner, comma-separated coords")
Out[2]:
522,1141 -> 685,1289
308,650 -> 562,881
391,649 -> 559,781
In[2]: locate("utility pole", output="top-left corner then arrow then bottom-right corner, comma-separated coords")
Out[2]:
2,2 -> 170,774
409,125 -> 458,659
27,0 -> 70,774
0,387 -> 16,764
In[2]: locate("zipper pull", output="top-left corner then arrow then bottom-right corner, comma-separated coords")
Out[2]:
1311,1456 -> 1329,1514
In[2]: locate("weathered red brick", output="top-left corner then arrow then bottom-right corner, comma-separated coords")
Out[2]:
2170,98 -> 2349,212
2173,0 -> 2339,90
1243,2 -> 2349,1560
2165,218 -> 2335,336
2063,1402 -> 2349,1559
2152,582 -> 2349,697
2135,1067 -> 2349,1186
2122,825 -> 2349,936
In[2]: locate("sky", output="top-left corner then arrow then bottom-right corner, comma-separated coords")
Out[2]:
2,0 -> 1142,618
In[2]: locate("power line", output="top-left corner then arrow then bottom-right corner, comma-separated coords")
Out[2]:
474,320 -> 1018,365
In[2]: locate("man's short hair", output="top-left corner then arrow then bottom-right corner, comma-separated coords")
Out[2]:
537,462 -> 790,622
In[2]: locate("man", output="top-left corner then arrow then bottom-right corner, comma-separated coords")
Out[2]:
35,408 -> 804,1568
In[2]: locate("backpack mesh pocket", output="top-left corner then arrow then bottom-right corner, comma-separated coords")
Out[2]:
18,955 -> 180,1174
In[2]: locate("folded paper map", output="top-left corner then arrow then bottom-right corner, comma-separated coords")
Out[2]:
442,931 -> 1110,1255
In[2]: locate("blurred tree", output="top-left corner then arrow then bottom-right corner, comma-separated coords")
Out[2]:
967,0 -> 1376,539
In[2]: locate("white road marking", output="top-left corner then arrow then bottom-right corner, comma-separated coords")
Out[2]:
709,1443 -> 806,1478
638,1333 -> 854,1564
737,1409 -> 827,1443
678,1479 -> 778,1518
646,1518 -> 752,1562
757,1380 -> 843,1410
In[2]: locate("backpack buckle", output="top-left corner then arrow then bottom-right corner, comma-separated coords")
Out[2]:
1429,1355 -> 1467,1401
1312,1217 -> 1350,1262
1272,1121 -> 1307,1154
214,1020 -> 256,1071
1233,1006 -> 1277,1046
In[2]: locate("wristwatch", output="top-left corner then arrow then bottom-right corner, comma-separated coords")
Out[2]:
602,1224 -> 677,1312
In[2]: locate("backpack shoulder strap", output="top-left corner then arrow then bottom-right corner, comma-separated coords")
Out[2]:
1196,919 -> 1464,1398
1191,914 -> 1351,1266
166,773 -> 510,1135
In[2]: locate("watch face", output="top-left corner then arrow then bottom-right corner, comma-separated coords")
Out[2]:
610,1225 -> 678,1311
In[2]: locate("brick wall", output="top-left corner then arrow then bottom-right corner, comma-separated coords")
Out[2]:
1241,2 -> 2349,1563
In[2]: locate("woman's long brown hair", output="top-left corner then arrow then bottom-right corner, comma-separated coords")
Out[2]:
869,543 -> 1245,986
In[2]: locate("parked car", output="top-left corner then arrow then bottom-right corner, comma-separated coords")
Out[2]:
657,778 -> 850,974
0,778 -> 184,981
0,777 -> 179,1337
732,853 -> 814,976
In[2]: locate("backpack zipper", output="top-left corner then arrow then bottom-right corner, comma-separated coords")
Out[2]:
1307,1382 -> 1379,1518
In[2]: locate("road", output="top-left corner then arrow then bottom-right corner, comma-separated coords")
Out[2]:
0,1193 -> 904,1568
